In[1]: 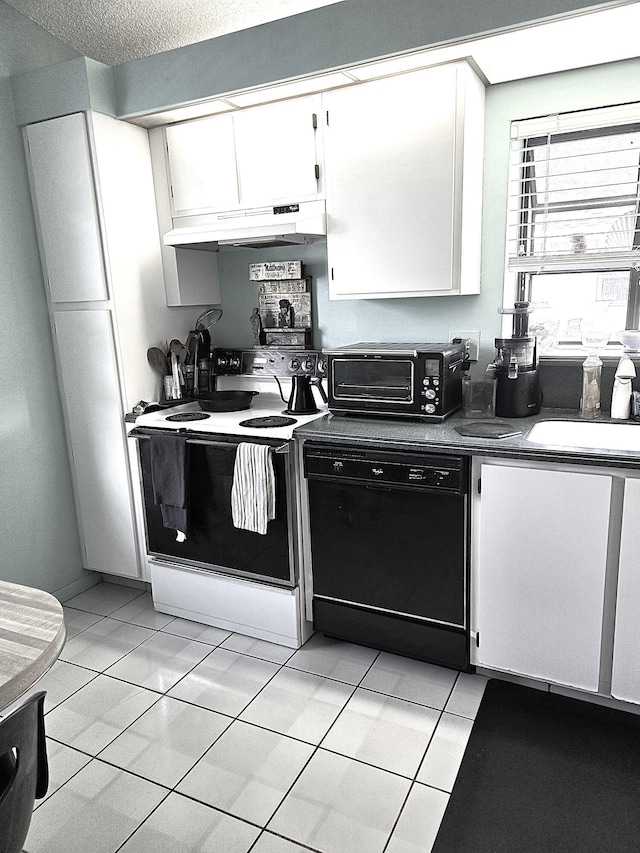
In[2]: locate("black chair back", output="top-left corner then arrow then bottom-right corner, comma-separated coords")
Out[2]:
0,691 -> 48,853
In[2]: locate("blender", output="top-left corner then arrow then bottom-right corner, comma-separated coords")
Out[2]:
490,301 -> 542,417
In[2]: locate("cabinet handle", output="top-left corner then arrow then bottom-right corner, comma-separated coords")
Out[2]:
315,164 -> 320,180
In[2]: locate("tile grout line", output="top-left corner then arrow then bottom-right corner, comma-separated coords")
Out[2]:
49,586 -> 473,853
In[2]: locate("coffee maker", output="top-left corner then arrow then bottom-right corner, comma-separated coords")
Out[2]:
490,301 -> 542,418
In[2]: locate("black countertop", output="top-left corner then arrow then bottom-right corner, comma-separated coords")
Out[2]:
294,408 -> 640,470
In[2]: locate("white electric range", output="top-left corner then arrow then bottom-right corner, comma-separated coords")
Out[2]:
127,368 -> 328,648
133,386 -> 327,439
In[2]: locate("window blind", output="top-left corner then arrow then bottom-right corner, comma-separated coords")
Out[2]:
507,103 -> 640,272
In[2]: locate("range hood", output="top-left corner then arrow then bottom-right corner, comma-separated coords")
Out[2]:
163,200 -> 326,250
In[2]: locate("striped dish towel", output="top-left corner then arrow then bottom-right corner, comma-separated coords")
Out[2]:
231,442 -> 276,535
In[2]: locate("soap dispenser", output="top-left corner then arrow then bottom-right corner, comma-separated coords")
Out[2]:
611,356 -> 636,419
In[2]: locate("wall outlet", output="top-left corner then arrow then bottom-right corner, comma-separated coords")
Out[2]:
449,330 -> 480,362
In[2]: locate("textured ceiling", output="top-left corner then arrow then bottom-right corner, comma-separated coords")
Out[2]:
4,0 -> 346,65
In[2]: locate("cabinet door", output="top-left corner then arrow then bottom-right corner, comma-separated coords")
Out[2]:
233,97 -> 320,205
26,114 -> 107,303
53,309 -> 139,577
324,64 -> 474,299
165,114 -> 239,216
611,477 -> 640,704
474,463 -> 612,691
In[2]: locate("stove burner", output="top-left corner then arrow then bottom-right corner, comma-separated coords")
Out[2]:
165,412 -> 211,422
239,416 -> 297,428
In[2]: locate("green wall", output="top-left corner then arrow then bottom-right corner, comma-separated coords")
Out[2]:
0,2 -> 90,598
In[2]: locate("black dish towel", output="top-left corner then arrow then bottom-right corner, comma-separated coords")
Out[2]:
148,434 -> 189,535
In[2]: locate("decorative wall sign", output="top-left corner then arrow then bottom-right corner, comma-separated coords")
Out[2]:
248,263 -> 313,348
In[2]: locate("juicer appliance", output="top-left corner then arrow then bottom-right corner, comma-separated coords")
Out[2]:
491,301 -> 542,418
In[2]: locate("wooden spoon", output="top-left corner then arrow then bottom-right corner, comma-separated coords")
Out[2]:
147,347 -> 168,376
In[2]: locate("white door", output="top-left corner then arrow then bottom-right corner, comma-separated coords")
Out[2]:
323,65 -> 458,299
26,113 -> 107,303
474,463 -> 612,691
53,309 -> 140,577
233,96 -> 320,205
165,113 -> 239,215
611,477 -> 640,704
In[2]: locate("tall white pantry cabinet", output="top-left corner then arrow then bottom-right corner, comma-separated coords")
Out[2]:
24,111 -> 188,579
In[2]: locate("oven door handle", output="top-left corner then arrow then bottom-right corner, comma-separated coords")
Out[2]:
186,438 -> 290,454
128,429 -> 290,454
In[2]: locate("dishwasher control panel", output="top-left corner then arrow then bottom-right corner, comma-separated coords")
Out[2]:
304,444 -> 467,495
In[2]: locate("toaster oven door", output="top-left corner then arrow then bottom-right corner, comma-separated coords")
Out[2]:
329,357 -> 416,406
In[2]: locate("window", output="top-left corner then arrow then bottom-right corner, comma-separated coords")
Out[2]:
507,104 -> 640,352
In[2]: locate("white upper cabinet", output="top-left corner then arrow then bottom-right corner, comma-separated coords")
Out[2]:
233,98 -> 321,206
26,114 -> 107,303
323,62 -> 485,299
163,95 -> 322,217
165,114 -> 238,215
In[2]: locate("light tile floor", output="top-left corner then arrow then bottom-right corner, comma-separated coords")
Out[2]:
18,581 -> 487,853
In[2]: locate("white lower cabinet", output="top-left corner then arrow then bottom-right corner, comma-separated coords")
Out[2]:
611,477 -> 640,703
53,310 -> 139,576
472,460 -> 617,692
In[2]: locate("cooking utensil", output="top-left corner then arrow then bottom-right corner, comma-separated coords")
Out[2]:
185,331 -> 198,364
195,308 -> 223,332
197,390 -> 258,412
168,339 -> 186,397
170,351 -> 182,399
147,347 -> 169,376
195,309 -> 222,366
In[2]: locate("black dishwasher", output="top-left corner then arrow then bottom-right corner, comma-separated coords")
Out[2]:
303,442 -> 470,670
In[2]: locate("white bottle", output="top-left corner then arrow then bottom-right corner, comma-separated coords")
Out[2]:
611,356 -> 636,419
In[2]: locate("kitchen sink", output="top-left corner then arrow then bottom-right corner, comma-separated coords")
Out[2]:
526,420 -> 640,452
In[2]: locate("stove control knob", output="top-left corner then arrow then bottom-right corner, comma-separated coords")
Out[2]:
229,356 -> 241,370
424,403 -> 436,414
316,357 -> 327,375
289,358 -> 301,372
302,358 -> 315,373
425,388 -> 437,400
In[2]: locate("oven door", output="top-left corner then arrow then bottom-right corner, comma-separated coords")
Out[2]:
133,430 -> 295,587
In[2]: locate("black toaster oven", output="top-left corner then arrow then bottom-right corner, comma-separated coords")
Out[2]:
326,342 -> 465,421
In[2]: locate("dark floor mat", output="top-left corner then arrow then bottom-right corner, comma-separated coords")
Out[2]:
432,678 -> 640,853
